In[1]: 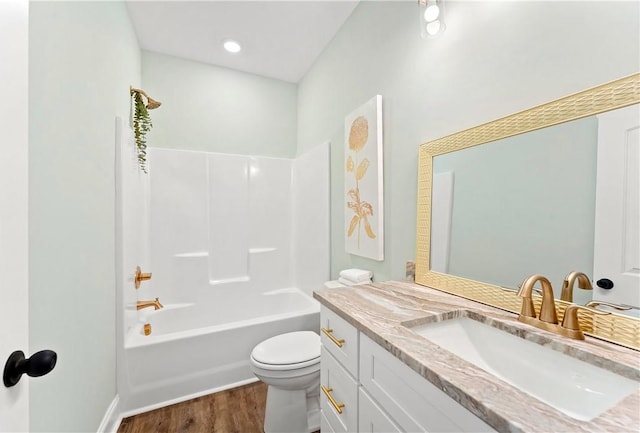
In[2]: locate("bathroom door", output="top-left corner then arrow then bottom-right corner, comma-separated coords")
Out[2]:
0,0 -> 30,430
593,103 -> 640,310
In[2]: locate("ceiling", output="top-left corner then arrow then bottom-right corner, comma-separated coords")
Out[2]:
126,1 -> 360,83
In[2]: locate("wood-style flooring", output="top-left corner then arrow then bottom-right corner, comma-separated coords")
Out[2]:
117,381 -> 268,433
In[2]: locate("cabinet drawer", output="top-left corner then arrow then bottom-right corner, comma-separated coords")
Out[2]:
360,334 -> 495,433
321,347 -> 358,433
358,388 -> 402,433
320,306 -> 359,378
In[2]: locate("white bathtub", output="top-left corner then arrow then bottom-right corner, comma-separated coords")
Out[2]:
121,288 -> 320,414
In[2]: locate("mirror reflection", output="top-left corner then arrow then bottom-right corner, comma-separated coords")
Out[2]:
431,115 -> 598,305
430,102 -> 639,311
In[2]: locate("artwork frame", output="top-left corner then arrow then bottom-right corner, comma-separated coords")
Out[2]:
344,95 -> 384,260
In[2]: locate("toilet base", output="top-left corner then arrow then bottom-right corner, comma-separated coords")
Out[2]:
264,385 -> 320,433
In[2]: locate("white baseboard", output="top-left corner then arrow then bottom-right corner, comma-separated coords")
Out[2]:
119,377 -> 259,419
100,378 -> 260,431
97,395 -> 122,433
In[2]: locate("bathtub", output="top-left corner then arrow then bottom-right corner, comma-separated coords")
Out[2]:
121,287 -> 320,414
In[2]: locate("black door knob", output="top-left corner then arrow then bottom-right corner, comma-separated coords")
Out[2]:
596,278 -> 615,290
3,350 -> 57,387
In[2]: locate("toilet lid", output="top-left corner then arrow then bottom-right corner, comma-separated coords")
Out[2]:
251,331 -> 320,365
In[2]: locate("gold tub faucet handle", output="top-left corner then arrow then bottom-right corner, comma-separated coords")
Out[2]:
135,266 -> 152,289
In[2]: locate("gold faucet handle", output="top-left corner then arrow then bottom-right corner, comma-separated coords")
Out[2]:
561,304 -> 610,331
134,266 -> 152,289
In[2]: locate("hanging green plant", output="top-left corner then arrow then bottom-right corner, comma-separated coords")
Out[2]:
132,91 -> 152,173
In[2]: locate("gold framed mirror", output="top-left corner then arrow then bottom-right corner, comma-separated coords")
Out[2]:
415,73 -> 640,349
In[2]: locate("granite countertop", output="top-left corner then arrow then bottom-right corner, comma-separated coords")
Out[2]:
313,280 -> 640,433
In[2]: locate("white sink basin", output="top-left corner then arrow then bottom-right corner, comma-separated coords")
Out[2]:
409,316 -> 639,421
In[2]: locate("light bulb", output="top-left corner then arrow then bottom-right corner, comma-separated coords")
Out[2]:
426,20 -> 441,36
424,4 -> 440,22
223,39 -> 242,54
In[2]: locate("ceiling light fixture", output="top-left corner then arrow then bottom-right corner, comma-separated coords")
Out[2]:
223,39 -> 242,54
419,0 -> 446,38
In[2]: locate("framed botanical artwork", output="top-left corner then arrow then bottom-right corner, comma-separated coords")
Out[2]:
344,95 -> 384,260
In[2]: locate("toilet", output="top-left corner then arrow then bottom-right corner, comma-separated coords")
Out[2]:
250,281 -> 345,433
250,331 -> 321,433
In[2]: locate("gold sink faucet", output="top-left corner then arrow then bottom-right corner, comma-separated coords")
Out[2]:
516,274 -> 608,340
137,297 -> 163,310
560,271 -> 593,303
517,274 -> 558,324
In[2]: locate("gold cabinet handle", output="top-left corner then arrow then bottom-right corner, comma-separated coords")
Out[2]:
321,385 -> 345,414
135,266 -> 152,289
321,327 -> 345,348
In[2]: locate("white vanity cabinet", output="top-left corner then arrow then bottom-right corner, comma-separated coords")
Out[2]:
320,306 -> 496,433
320,306 -> 360,433
359,334 -> 495,432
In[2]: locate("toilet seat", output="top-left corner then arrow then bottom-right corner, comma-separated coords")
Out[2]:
251,355 -> 320,371
251,331 -> 320,371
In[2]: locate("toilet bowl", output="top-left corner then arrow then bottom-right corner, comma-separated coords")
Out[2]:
250,331 -> 321,433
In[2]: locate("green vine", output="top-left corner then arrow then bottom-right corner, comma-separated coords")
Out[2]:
132,91 -> 152,173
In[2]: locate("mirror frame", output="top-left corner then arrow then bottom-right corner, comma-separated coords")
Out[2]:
416,73 -> 640,349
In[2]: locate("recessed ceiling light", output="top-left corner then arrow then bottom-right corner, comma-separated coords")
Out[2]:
223,39 -> 242,54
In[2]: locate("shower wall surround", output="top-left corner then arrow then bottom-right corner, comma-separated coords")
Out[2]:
147,144 -> 330,305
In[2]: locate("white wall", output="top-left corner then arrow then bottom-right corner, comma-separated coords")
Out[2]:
297,0 -> 640,281
28,2 -> 141,431
141,51 -> 298,158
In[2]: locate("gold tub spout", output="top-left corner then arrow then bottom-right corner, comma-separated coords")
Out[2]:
137,297 -> 163,310
560,271 -> 593,303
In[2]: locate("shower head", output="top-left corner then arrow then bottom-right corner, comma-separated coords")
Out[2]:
145,97 -> 162,110
130,86 -> 162,110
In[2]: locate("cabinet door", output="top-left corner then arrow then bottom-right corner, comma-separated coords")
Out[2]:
360,334 -> 495,432
321,347 -> 359,433
358,389 -> 402,433
321,410 -> 337,433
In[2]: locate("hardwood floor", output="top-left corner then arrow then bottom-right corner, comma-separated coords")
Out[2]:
117,381 -> 268,433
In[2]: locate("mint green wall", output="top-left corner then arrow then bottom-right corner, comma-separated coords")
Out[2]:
297,1 -> 640,281
29,2 -> 140,431
142,51 -> 298,158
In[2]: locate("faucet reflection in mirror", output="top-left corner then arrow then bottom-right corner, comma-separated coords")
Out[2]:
560,271 -> 593,303
419,0 -> 445,38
